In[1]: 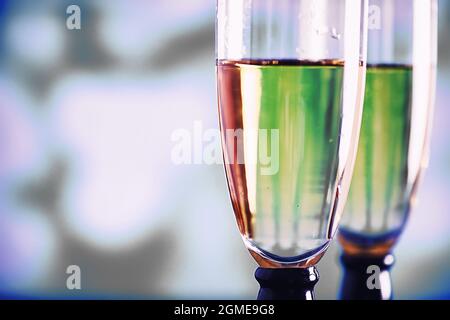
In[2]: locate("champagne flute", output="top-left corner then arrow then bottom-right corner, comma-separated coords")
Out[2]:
338,0 -> 438,300
216,0 -> 368,300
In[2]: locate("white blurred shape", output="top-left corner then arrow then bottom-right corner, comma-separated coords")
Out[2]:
96,0 -> 213,63
0,78 -> 42,177
49,72 -> 207,250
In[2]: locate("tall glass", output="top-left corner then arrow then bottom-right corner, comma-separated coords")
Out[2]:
339,0 -> 438,300
216,0 -> 368,299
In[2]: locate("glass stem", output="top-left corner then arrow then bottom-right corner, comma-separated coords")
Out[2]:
255,267 -> 319,300
339,253 -> 395,300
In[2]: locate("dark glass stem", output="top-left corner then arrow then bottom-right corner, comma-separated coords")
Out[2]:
255,267 -> 319,300
339,253 -> 395,300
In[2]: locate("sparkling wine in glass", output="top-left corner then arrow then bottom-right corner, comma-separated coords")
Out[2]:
216,0 -> 368,299
338,0 -> 438,300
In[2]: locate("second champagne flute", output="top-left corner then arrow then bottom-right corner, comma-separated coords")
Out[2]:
339,0 -> 438,300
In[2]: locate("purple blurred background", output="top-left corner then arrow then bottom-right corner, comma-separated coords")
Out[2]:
0,0 -> 449,299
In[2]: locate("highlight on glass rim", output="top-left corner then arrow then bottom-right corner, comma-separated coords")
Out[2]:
0,0 -> 449,308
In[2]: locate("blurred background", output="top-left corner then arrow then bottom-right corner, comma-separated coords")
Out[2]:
0,0 -> 449,299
